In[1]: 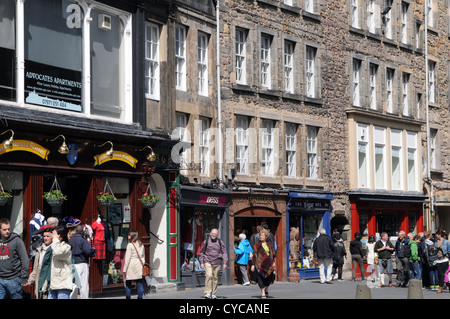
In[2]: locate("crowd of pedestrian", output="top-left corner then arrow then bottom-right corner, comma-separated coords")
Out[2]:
314,228 -> 450,293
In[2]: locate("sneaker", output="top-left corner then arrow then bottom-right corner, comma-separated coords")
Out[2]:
204,293 -> 211,299
243,282 -> 250,286
211,294 -> 217,299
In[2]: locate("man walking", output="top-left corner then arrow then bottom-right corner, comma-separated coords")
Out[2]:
313,228 -> 334,284
69,224 -> 96,299
199,228 -> 228,299
0,218 -> 30,299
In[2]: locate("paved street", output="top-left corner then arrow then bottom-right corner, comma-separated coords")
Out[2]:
95,277 -> 450,300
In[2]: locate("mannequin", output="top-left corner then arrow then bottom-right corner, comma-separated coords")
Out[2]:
92,215 -> 106,260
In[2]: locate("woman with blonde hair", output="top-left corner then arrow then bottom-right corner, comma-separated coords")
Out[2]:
123,231 -> 145,299
251,228 -> 276,299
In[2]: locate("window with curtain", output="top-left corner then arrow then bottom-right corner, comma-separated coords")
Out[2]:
260,35 -> 271,89
391,129 -> 403,190
407,131 -> 418,191
235,28 -> 247,85
199,117 -> 210,175
236,116 -> 249,175
374,126 -> 386,189
198,32 -> 208,96
175,24 -> 187,91
307,126 -> 319,179
261,120 -> 274,176
357,123 -> 369,188
284,40 -> 294,94
285,123 -> 297,178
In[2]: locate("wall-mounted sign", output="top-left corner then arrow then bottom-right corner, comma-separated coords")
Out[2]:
94,151 -> 138,168
25,60 -> 82,112
0,140 -> 50,160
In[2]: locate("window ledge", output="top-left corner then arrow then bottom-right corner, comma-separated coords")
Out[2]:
349,26 -> 365,37
280,4 -> 300,15
304,96 -> 323,106
282,92 -> 302,101
232,84 -> 256,94
302,10 -> 321,23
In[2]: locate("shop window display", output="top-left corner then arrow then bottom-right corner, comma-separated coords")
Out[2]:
181,208 -> 220,272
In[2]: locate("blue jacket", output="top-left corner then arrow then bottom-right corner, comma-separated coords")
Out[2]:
69,234 -> 96,264
234,239 -> 253,265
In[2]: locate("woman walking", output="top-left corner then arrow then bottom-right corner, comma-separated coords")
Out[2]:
123,231 -> 145,299
350,232 -> 365,281
48,226 -> 73,299
434,229 -> 449,293
251,228 -> 275,299
366,235 -> 378,282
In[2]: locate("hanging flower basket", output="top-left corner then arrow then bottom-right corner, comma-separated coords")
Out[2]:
139,183 -> 159,208
97,179 -> 117,207
43,177 -> 67,207
0,183 -> 12,206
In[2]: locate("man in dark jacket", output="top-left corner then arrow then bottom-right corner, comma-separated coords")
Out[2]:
331,234 -> 346,281
350,232 -> 365,281
394,230 -> 410,287
313,229 -> 334,284
69,225 -> 96,299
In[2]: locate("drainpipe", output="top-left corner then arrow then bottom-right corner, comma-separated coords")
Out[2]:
216,0 -> 224,185
424,2 -> 435,232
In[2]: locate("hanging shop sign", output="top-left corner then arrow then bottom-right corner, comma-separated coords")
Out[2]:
0,140 -> 50,160
93,151 -> 138,168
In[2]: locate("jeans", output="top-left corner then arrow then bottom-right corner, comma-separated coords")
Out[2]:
0,277 -> 23,299
429,265 -> 438,287
125,279 -> 144,299
48,289 -> 71,299
409,261 -> 422,280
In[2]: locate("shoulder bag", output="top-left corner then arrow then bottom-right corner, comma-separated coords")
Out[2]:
132,242 -> 150,277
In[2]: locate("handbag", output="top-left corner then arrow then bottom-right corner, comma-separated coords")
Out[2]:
132,242 -> 150,277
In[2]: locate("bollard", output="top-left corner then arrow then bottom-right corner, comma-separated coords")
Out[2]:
407,279 -> 423,299
355,284 -> 372,299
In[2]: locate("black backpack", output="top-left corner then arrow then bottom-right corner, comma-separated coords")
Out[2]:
425,241 -> 438,266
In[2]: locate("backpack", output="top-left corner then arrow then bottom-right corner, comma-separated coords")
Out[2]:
425,241 -> 438,266
397,239 -> 411,259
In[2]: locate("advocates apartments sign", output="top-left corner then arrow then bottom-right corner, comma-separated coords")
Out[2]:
25,60 -> 82,112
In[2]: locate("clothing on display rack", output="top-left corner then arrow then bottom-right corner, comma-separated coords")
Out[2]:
182,216 -> 204,256
92,217 -> 106,260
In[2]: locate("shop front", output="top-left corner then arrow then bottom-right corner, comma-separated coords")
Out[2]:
0,124 -> 174,297
349,191 -> 426,278
286,191 -> 333,280
228,190 -> 287,283
177,184 -> 232,288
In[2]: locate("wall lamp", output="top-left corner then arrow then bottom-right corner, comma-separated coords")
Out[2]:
0,129 -> 14,149
140,145 -> 156,162
99,141 -> 114,158
50,135 -> 69,154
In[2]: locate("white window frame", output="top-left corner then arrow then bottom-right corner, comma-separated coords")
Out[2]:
353,59 -> 361,107
199,117 -> 210,175
390,129 -> 403,190
307,126 -> 319,180
427,0 -> 434,27
386,68 -> 394,113
406,131 -> 418,191
402,73 -> 409,116
428,60 -> 436,103
374,126 -> 387,190
401,2 -> 409,44
236,116 -> 249,175
260,35 -> 271,89
367,0 -> 376,34
261,120 -> 275,177
175,24 -> 187,91
385,0 -> 393,39
369,64 -> 378,110
306,46 -> 316,98
284,0 -> 293,6
198,32 -> 208,96
430,128 -> 437,170
305,0 -> 315,13
285,123 -> 297,178
357,123 -> 370,188
284,41 -> 294,94
145,22 -> 160,100
235,28 -> 247,85
351,0 -> 359,28
175,112 -> 189,169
